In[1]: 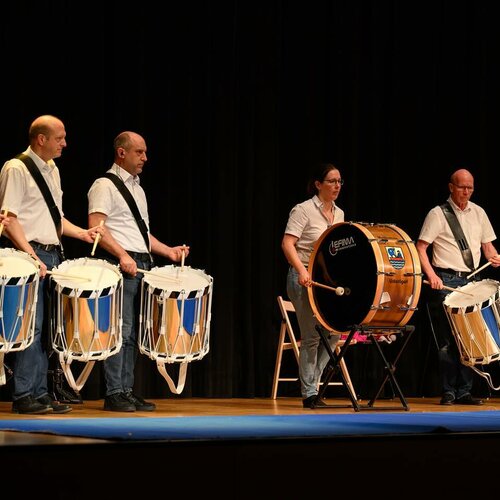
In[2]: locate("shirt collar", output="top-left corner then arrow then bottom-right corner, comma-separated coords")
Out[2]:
112,163 -> 141,185
447,196 -> 471,213
313,194 -> 335,210
25,146 -> 56,172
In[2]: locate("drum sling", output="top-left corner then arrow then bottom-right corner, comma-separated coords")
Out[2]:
101,172 -> 153,264
440,201 -> 474,272
16,154 -> 65,259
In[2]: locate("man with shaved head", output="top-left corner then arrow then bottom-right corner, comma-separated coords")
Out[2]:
88,131 -> 189,412
0,115 -> 104,414
417,169 -> 500,406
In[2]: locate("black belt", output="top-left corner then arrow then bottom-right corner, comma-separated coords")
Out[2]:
127,251 -> 152,263
29,241 -> 61,252
435,267 -> 473,278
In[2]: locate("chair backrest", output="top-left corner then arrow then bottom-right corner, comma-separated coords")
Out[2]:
277,296 -> 301,350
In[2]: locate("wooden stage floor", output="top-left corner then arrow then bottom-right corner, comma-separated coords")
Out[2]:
1,395 -> 499,446
1,396 -> 500,497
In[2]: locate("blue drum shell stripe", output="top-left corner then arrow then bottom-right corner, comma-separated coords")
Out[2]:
59,285 -> 113,298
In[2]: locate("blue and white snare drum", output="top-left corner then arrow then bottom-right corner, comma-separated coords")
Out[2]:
443,279 -> 500,367
0,248 -> 39,353
0,248 -> 39,385
139,265 -> 213,394
50,257 -> 123,391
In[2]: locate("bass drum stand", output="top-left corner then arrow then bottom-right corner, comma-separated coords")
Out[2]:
314,324 -> 415,411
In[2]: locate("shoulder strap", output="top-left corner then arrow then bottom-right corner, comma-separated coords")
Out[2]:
440,201 -> 474,271
102,172 -> 152,257
16,153 -> 62,240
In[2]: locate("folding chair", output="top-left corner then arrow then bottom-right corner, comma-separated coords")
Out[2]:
271,296 -> 356,399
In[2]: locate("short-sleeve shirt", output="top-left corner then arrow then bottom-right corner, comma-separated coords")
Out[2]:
0,147 -> 63,245
418,196 -> 496,272
284,195 -> 345,266
88,165 -> 150,253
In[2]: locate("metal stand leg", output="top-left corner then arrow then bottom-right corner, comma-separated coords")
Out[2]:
363,325 -> 414,410
315,324 -> 415,411
315,327 -> 360,411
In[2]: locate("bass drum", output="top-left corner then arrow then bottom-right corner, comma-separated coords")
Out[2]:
308,222 -> 422,334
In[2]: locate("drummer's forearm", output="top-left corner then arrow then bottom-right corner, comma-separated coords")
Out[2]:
482,242 -> 499,262
4,218 -> 35,255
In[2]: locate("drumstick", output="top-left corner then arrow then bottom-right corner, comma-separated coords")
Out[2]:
181,244 -> 186,271
0,208 -> 8,238
423,279 -> 474,296
46,271 -> 92,281
311,280 -> 345,296
467,261 -> 493,280
91,220 -> 104,256
140,269 -> 182,283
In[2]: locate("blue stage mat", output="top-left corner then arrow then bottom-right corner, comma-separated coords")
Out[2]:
1,411 -> 500,441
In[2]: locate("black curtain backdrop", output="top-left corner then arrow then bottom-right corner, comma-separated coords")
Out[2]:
1,0 -> 499,401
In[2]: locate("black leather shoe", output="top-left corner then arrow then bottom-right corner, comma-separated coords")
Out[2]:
104,393 -> 136,412
455,394 -> 483,405
12,395 -> 53,415
302,395 -> 327,409
37,395 -> 72,414
124,392 -> 156,411
440,393 -> 455,406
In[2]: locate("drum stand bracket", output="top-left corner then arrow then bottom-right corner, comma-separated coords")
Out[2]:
315,324 -> 415,411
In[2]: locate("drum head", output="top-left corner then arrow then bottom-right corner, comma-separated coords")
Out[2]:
51,258 -> 121,293
0,248 -> 38,278
143,265 -> 212,294
308,223 -> 379,332
444,279 -> 500,308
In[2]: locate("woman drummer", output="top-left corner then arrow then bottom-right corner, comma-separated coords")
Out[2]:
281,163 -> 345,409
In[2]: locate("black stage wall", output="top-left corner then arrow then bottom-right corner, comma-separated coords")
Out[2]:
0,0 -> 499,400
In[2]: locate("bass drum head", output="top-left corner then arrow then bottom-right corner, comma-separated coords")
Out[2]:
308,222 -> 378,333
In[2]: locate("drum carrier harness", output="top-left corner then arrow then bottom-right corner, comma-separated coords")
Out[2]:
101,172 -> 153,265
440,201 -> 475,273
16,154 -> 65,259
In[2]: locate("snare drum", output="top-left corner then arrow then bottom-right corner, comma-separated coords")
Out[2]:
308,222 -> 422,334
443,279 -> 500,366
50,257 -> 123,362
0,248 -> 39,353
139,265 -> 213,393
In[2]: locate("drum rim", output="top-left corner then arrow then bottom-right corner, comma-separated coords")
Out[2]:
142,264 -> 213,292
51,257 -> 122,292
444,278 -> 500,309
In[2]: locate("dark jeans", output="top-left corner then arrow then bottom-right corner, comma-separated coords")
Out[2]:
428,271 -> 479,399
101,255 -> 151,396
13,248 -> 61,400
